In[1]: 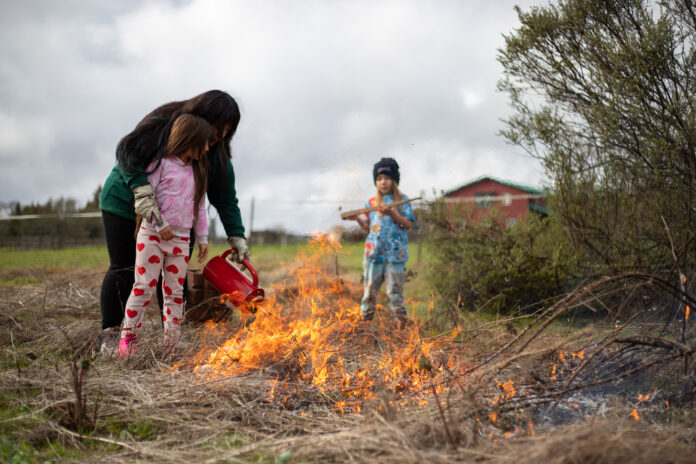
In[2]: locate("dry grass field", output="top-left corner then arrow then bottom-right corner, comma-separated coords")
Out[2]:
1,238 -> 695,463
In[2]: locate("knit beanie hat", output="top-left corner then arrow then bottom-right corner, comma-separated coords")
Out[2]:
373,157 -> 400,184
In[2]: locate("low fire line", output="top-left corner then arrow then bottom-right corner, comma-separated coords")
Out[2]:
177,232 -> 694,434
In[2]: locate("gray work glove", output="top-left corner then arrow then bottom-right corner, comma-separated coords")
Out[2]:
227,236 -> 250,263
132,184 -> 163,226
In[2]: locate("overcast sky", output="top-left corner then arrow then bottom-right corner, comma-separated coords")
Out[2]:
0,0 -> 545,234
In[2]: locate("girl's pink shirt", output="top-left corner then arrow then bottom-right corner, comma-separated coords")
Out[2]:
145,157 -> 208,244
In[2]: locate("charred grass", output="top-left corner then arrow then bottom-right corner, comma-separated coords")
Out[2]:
1,245 -> 695,463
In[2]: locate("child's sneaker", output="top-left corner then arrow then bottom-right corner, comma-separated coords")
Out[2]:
118,335 -> 138,358
98,327 -> 120,356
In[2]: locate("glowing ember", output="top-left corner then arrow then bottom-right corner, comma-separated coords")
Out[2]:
181,235 -> 470,413
498,380 -> 517,398
549,363 -> 557,380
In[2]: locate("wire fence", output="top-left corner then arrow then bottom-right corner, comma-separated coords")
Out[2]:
0,193 -> 547,249
0,198 -> 378,249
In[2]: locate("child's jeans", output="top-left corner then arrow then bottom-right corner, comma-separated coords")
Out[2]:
360,261 -> 407,319
121,226 -> 189,338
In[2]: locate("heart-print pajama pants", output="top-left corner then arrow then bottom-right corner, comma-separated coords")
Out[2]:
121,227 -> 190,338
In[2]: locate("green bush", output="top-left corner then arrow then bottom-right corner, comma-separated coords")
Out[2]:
498,0 -> 696,277
423,200 -> 577,314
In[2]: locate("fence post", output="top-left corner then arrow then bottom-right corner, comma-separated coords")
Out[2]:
248,196 -> 255,250
417,190 -> 424,265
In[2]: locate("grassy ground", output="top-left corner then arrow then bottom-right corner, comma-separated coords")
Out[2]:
1,242 -> 694,463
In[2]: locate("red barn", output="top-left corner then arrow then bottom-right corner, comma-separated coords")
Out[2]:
443,176 -> 548,226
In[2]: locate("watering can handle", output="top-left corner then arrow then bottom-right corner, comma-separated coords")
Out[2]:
221,249 -> 259,287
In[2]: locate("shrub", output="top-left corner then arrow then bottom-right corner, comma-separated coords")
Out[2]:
423,199 -> 577,314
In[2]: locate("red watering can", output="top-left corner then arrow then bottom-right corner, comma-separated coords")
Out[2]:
203,249 -> 265,309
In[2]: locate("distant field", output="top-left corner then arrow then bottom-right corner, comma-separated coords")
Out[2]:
0,241 -> 431,273
200,241 -> 366,274
0,241 -> 366,272
0,245 -> 110,270
0,240 -> 435,318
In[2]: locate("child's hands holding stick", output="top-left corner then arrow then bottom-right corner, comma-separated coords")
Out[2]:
378,205 -> 412,230
377,205 -> 392,216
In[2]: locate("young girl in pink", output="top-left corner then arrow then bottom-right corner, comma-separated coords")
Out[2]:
119,114 -> 212,357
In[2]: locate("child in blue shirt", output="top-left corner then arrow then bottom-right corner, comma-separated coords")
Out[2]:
354,157 -> 415,329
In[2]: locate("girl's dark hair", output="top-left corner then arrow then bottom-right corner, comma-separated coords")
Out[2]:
166,114 -> 213,221
116,90 -> 240,174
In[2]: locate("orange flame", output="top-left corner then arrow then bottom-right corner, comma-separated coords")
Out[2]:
630,409 -> 640,421
549,363 -> 557,381
181,235 -> 471,413
498,380 -> 517,398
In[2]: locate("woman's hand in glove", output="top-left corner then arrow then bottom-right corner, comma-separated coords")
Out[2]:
227,236 -> 250,263
132,184 -> 163,226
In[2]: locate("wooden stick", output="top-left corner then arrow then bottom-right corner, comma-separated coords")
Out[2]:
340,197 -> 421,220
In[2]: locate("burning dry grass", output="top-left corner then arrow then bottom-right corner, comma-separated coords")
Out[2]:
1,238 -> 696,462
177,236 -> 477,417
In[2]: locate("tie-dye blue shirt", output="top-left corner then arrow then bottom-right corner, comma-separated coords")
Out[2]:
362,194 -> 415,263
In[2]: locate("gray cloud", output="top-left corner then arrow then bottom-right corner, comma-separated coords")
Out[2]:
0,0 -> 544,233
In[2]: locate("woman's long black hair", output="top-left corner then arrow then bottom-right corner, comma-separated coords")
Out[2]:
116,90 -> 240,174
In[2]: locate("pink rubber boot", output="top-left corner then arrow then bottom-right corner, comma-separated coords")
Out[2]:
118,334 -> 138,358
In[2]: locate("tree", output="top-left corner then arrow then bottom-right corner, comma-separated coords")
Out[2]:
498,0 -> 696,276
1,190 -> 105,242
83,185 -> 102,212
